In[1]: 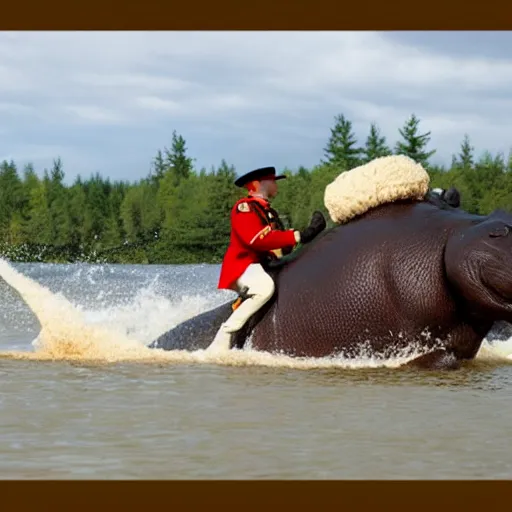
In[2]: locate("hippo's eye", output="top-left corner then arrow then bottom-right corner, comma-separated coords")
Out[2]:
489,225 -> 510,238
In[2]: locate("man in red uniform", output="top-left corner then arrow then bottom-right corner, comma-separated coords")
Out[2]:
206,166 -> 326,353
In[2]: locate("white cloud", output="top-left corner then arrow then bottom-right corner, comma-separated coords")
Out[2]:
0,102 -> 33,114
74,72 -> 192,92
0,144 -> 88,171
135,95 -> 182,113
64,105 -> 127,125
0,31 -> 511,181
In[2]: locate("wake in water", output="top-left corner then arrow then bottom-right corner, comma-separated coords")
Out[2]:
0,258 -> 511,370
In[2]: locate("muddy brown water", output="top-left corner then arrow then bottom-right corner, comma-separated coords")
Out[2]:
0,262 -> 511,479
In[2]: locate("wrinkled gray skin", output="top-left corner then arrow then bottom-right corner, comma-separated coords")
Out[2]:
149,187 -> 512,369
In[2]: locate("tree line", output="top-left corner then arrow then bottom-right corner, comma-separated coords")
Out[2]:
1,113 -> 511,264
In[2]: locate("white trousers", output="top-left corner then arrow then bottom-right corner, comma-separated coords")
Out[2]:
206,263 -> 275,352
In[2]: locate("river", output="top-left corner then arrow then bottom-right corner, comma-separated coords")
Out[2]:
0,261 -> 511,479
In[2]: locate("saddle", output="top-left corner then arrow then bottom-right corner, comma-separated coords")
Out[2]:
230,249 -> 302,311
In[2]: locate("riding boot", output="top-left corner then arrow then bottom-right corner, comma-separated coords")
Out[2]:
206,263 -> 275,353
206,323 -> 233,353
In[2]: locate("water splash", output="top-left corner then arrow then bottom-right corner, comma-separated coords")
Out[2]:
0,258 -> 511,370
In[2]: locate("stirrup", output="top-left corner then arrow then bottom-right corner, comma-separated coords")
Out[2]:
231,285 -> 251,311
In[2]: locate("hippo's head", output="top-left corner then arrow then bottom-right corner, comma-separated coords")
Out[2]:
442,187 -> 461,208
445,211 -> 512,321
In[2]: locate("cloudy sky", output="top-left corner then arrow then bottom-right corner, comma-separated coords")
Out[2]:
1,31 -> 512,184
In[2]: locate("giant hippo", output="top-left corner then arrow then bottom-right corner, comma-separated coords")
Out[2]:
149,156 -> 512,369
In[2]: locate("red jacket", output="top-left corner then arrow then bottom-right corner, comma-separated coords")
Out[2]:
217,195 -> 298,290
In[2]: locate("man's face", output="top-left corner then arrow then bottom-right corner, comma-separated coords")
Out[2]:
261,179 -> 278,198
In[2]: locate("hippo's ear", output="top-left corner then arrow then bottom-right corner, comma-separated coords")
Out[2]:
444,187 -> 461,208
489,225 -> 510,238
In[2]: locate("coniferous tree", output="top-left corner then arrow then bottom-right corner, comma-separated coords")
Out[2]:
456,134 -> 475,170
158,131 -> 195,235
507,148 -> 512,172
362,122 -> 392,163
394,113 -> 436,167
48,158 -> 71,246
164,130 -> 193,186
3,121 -> 512,263
0,160 -> 24,241
323,114 -> 362,170
206,160 -> 240,251
25,177 -> 52,245
151,149 -> 166,184
67,178 -> 88,247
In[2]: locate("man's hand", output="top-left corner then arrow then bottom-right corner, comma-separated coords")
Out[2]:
298,211 -> 327,244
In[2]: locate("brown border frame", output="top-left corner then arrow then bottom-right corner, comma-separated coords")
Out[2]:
1,480 -> 512,507
1,0 -> 512,29
1,2 -> 512,506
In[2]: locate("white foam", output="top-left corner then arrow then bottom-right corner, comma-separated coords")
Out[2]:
0,258 -> 511,369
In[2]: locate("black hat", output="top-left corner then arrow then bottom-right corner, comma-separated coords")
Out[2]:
234,166 -> 286,188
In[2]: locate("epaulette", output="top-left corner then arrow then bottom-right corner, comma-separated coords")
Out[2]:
235,200 -> 252,213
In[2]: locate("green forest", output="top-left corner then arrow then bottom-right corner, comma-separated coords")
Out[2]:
1,113 -> 511,265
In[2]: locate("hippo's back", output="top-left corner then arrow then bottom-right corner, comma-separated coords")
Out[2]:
249,200 -> 476,357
